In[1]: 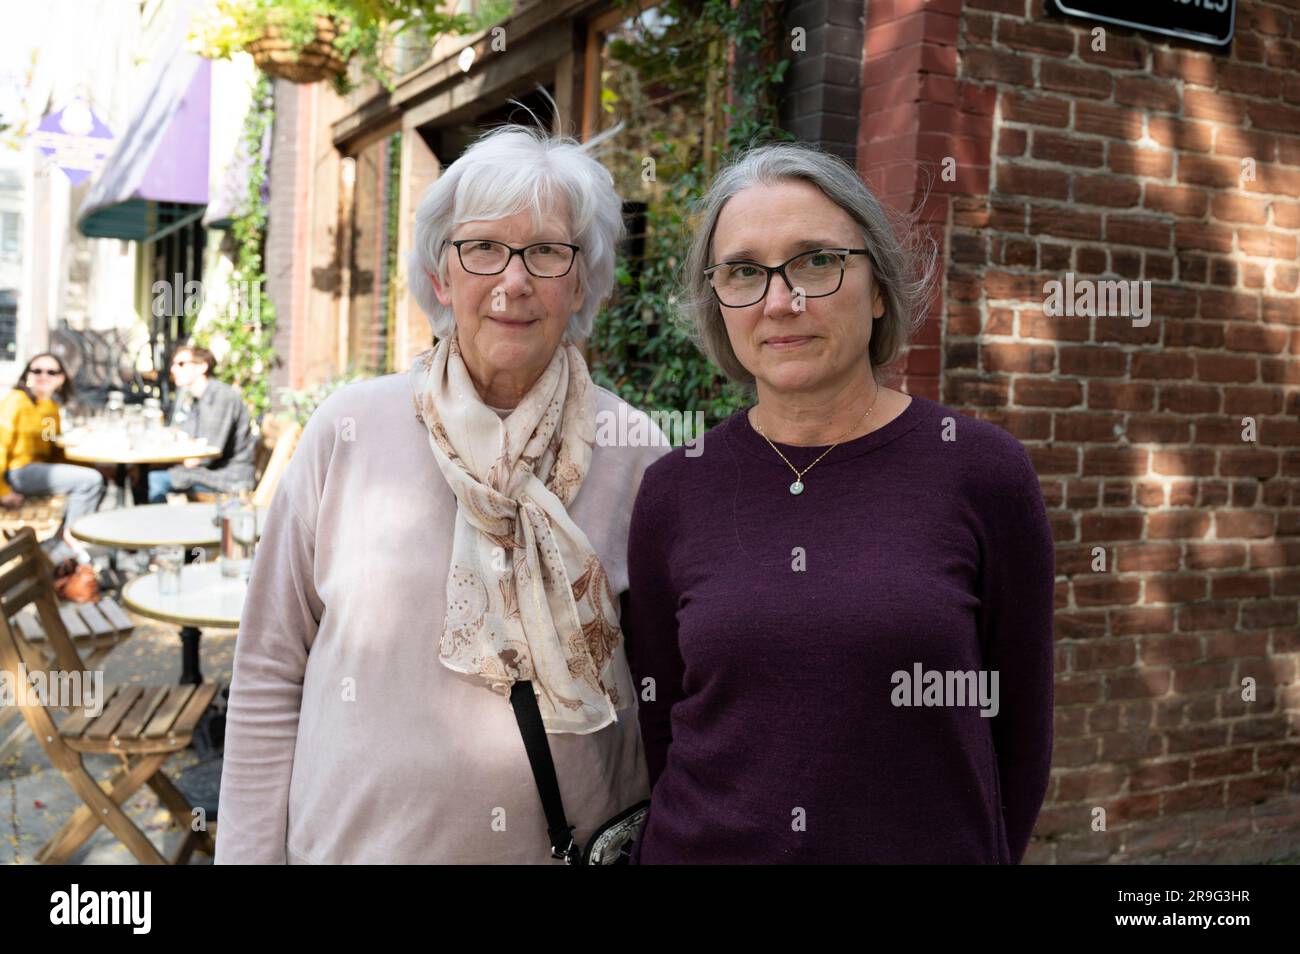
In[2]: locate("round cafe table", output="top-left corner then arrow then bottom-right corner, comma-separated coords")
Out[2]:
56,435 -> 220,509
73,502 -> 264,683
70,502 -> 268,551
121,562 -> 248,685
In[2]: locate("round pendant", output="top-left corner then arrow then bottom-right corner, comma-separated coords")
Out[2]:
789,480 -> 804,496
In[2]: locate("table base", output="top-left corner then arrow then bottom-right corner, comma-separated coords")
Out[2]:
179,626 -> 204,685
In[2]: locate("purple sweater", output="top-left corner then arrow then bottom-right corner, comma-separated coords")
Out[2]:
624,395 -> 1055,864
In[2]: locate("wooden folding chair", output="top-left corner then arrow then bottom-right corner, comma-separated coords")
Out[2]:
192,416 -> 303,508
0,527 -> 219,864
0,528 -> 137,763
252,419 -> 302,508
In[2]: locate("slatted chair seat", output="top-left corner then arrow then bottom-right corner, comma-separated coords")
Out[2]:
58,683 -> 218,755
9,598 -> 136,668
0,527 -> 218,865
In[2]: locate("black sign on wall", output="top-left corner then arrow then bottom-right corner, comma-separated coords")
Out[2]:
1049,0 -> 1236,47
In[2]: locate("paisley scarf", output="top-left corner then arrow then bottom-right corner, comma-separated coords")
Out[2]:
409,337 -> 627,733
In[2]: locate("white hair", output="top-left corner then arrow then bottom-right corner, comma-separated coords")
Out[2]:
408,124 -> 625,341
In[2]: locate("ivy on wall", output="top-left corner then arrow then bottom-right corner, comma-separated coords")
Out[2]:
196,72 -> 279,421
587,0 -> 792,428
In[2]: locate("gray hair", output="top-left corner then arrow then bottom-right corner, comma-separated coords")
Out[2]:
409,124 -> 625,340
680,142 -> 938,386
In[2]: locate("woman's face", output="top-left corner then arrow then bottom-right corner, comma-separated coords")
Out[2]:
432,202 -> 584,402
25,357 -> 65,400
709,179 -> 885,398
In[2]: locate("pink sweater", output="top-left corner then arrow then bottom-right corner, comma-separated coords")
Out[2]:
215,373 -> 665,863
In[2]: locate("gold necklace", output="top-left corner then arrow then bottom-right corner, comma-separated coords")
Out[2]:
753,389 -> 880,496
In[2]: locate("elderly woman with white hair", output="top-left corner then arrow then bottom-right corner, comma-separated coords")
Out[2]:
216,125 -> 664,864
624,142 -> 1056,864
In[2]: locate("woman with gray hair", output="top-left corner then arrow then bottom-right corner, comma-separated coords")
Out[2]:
624,142 -> 1055,864
216,124 -> 664,863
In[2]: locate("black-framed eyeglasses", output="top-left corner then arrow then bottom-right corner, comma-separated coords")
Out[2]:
704,247 -> 871,308
27,368 -> 64,376
449,239 -> 581,278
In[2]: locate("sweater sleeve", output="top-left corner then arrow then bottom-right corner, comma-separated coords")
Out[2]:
0,392 -> 21,496
977,445 -> 1056,864
214,449 -> 324,864
622,464 -> 686,790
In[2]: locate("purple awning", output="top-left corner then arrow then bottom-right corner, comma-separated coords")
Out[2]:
77,0 -> 210,242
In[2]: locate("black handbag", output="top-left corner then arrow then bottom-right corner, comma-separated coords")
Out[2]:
509,680 -> 649,865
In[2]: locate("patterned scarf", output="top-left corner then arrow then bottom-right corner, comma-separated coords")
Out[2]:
409,337 -> 629,734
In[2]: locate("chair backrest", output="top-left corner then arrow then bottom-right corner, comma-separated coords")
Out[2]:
0,528 -> 87,679
252,419 -> 303,509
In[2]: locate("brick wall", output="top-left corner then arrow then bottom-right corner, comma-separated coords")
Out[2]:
264,78 -> 304,411
780,0 -> 865,163
861,0 -> 1300,863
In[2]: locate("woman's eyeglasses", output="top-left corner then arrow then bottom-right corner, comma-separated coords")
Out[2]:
449,240 -> 581,278
704,248 -> 871,308
28,368 -> 64,376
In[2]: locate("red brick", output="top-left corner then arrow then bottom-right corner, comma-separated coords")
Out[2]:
1105,214 -> 1172,249
996,163 -> 1070,199
1080,513 -> 1144,542
1115,76 -> 1180,113
1142,183 -> 1208,217
1184,88 -> 1247,123
1179,154 -> 1247,189
1088,381 -> 1154,411
1148,512 -> 1212,539
1000,90 -> 1070,127
1196,354 -> 1259,383
1014,378 -> 1083,407
1040,60 -> 1112,99
1211,194 -> 1271,224
1059,346 -> 1127,377
1109,143 -> 1173,178
1074,101 -> 1137,140
1185,543 -> 1247,570
995,19 -> 1074,56
1081,447 -> 1148,477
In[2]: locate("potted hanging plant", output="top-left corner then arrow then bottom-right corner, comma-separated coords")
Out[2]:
243,10 -> 351,86
192,0 -> 501,94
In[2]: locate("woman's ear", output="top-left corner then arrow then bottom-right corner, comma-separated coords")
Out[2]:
429,269 -> 452,308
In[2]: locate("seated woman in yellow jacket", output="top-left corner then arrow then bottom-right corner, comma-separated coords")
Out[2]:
0,353 -> 106,563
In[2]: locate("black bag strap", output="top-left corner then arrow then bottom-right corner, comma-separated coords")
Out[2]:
509,680 -> 581,864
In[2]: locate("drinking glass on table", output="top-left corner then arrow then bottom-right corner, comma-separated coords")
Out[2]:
154,545 -> 184,595
125,416 -> 146,451
220,483 -> 257,579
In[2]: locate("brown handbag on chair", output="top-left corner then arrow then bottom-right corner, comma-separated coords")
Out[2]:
51,559 -> 100,603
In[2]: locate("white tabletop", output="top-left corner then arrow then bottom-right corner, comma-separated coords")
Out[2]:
70,502 -> 268,549
58,439 -> 221,466
121,561 -> 246,629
